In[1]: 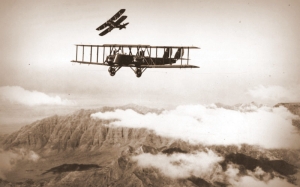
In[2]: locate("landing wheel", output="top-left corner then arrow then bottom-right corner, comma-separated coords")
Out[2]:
108,66 -> 116,76
136,68 -> 142,78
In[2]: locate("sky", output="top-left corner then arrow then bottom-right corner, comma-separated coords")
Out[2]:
0,0 -> 300,132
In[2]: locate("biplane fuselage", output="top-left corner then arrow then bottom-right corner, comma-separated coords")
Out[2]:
71,44 -> 199,78
107,20 -> 128,30
106,54 -> 176,66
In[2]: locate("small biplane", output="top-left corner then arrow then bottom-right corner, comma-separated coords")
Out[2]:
71,44 -> 199,78
96,9 -> 129,36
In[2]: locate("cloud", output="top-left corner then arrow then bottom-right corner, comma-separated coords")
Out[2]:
248,85 -> 300,103
132,152 -> 297,186
235,176 -> 296,187
131,150 -> 223,180
0,86 -> 76,106
0,149 -> 40,179
0,151 -> 18,179
18,149 -> 40,162
225,165 -> 297,187
251,167 -> 272,182
91,104 -> 300,149
225,164 -> 240,183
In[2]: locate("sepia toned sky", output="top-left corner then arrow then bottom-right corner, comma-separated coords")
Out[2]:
0,0 -> 300,131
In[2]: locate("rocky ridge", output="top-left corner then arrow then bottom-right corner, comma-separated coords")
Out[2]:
2,106 -> 165,153
0,104 -> 300,186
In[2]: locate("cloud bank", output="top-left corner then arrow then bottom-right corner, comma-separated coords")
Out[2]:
0,86 -> 76,106
225,165 -> 296,187
131,150 -> 223,180
233,176 -> 296,187
132,151 -> 297,186
91,104 -> 300,149
248,85 -> 300,103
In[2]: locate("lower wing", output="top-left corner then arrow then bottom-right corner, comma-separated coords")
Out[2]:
140,65 -> 199,68
96,23 -> 109,31
99,27 -> 113,36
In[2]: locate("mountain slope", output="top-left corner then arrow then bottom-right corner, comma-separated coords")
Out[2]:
1,104 -> 299,186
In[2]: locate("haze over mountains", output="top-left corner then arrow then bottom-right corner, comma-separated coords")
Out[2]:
0,103 -> 300,186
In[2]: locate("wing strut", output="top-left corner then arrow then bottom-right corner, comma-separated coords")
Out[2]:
187,47 -> 189,65
155,47 -> 157,65
76,45 -> 78,62
103,46 -> 105,63
90,46 -> 92,63
96,46 -> 99,63
82,46 -> 84,62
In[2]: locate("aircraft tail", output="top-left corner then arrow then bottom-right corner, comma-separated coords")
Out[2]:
119,23 -> 129,30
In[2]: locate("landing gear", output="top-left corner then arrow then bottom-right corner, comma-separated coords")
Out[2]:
129,67 -> 146,78
136,68 -> 142,78
108,66 -> 121,76
109,66 -> 146,78
108,67 -> 115,76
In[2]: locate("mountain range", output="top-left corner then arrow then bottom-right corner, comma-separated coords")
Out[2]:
0,103 -> 299,187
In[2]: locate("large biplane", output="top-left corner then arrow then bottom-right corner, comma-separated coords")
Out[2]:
71,44 -> 199,78
96,9 -> 129,36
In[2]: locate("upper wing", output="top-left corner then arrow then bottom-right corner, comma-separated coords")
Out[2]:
150,46 -> 200,49
99,28 -> 112,36
103,44 -> 151,48
109,9 -> 126,21
115,16 -> 127,25
102,44 -> 199,49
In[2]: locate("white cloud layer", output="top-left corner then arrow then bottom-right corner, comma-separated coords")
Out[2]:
132,152 -> 297,186
248,85 -> 300,103
226,165 -> 297,187
131,150 -> 223,180
234,176 -> 296,187
0,86 -> 76,106
91,104 -> 300,149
